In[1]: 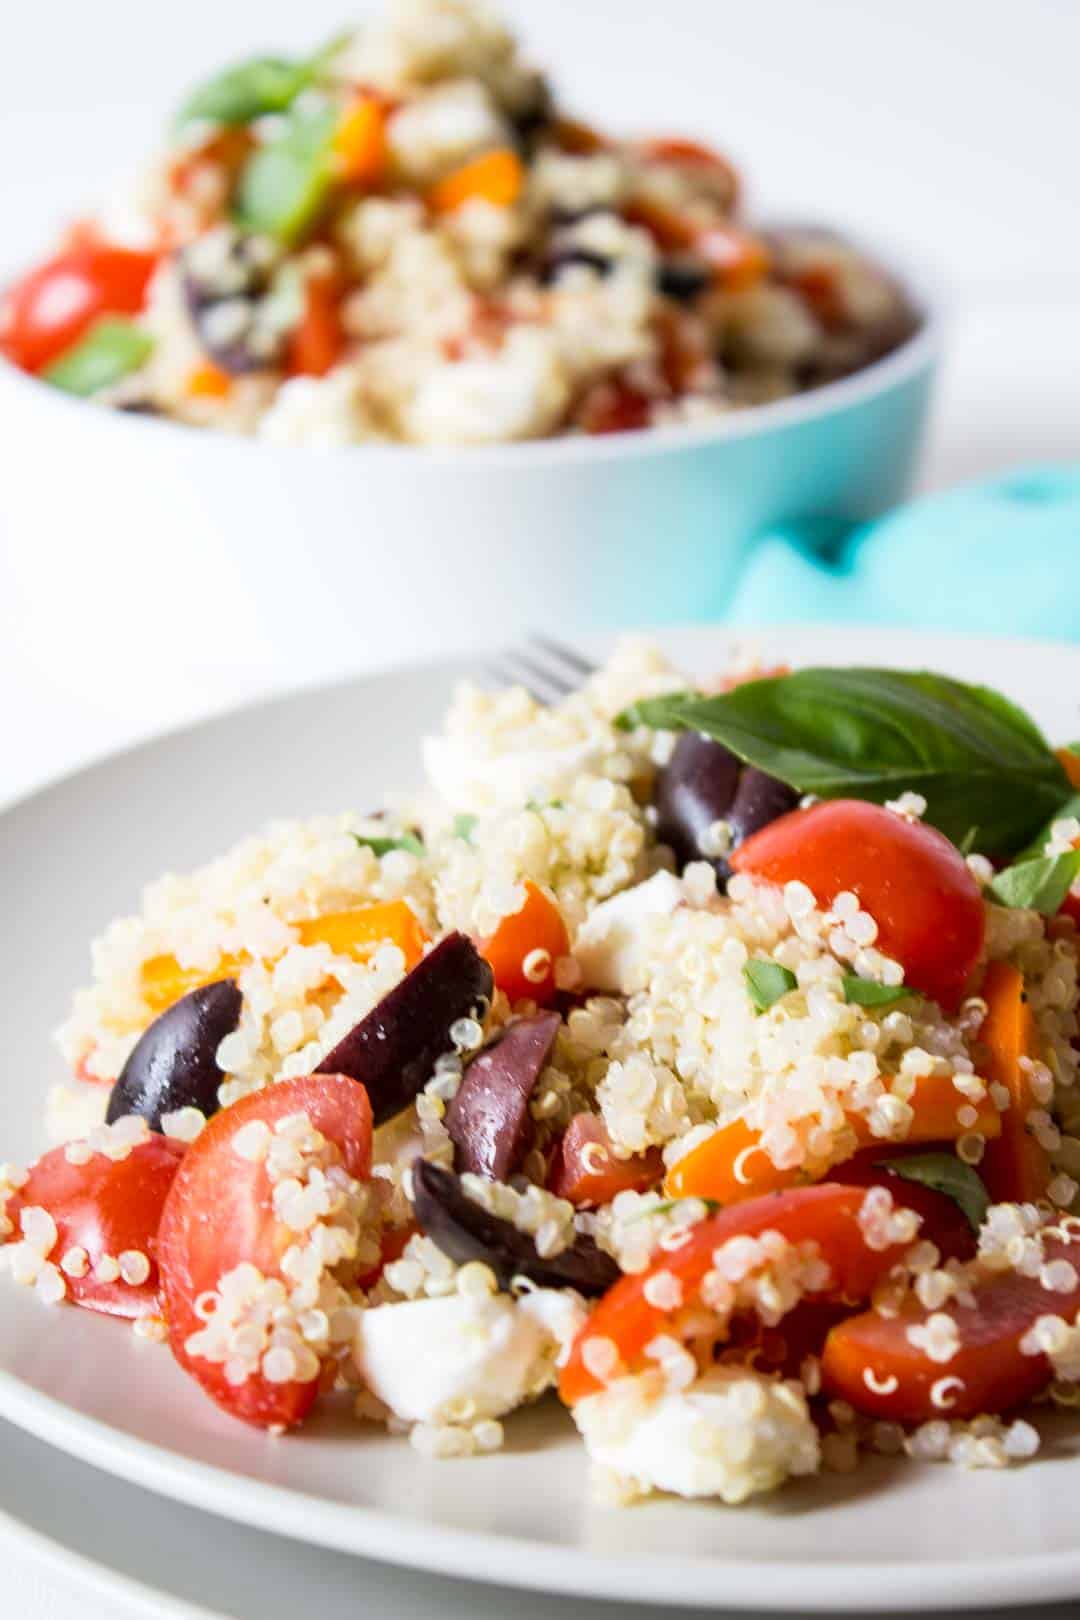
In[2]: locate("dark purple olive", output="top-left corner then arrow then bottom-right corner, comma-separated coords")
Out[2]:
106,979 -> 242,1130
656,258 -> 710,302
180,234 -> 282,375
445,1011 -> 560,1180
654,731 -> 798,883
538,248 -> 613,286
510,76 -> 554,152
316,933 -> 493,1126
412,1160 -> 619,1297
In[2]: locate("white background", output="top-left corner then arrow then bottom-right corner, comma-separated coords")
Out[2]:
1,4 -> 1080,1613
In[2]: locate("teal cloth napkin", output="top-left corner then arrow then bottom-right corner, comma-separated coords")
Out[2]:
725,466 -> 1080,639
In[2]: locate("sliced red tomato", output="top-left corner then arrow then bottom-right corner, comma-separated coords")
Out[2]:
576,376 -> 652,435
826,1146 -> 976,1264
547,1113 -> 663,1207
636,137 -> 739,207
1,245 -> 159,374
821,1227 -> 1080,1422
158,1074 -> 373,1430
6,1135 -> 185,1318
730,799 -> 986,1011
355,1219 -> 418,1292
560,1183 -> 915,1404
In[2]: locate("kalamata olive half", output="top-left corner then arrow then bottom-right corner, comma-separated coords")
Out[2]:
106,978 -> 242,1130
316,932 -> 493,1126
654,731 -> 798,884
445,1011 -> 561,1180
656,259 -> 710,302
412,1159 -> 619,1297
538,248 -> 613,286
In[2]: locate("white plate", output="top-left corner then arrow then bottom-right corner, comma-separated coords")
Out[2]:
3,625 -> 1080,1614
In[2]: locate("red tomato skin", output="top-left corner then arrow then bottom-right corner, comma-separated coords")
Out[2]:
731,800 -> 985,1011
821,1231 -> 1080,1422
0,246 -> 158,373
7,1136 -> 185,1318
547,1113 -> 663,1207
158,1075 -> 372,1430
825,1146 -> 976,1264
560,1183 -> 912,1404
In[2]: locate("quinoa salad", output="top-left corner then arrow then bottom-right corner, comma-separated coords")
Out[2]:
0,0 -> 918,446
6,641 -> 1080,1506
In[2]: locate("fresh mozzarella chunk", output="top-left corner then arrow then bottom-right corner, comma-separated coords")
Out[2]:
574,1368 -> 820,1503
354,1289 -> 577,1423
423,730 -> 600,812
388,81 -> 509,186
404,327 -> 570,447
573,871 -> 684,993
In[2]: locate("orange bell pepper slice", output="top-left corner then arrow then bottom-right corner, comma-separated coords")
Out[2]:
286,271 -> 345,378
1056,747 -> 1080,790
560,1184 -> 916,1404
547,1114 -> 663,1207
480,880 -> 569,1006
139,901 -> 429,1015
185,361 -> 233,399
664,1072 -> 1002,1205
977,960 -> 1050,1205
428,148 -> 523,214
821,1226 -> 1080,1423
333,94 -> 388,186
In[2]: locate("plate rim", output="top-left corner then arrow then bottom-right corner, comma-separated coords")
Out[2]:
4,622 -> 1080,1612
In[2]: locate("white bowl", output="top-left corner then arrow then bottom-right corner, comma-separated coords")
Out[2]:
0,260 -> 938,693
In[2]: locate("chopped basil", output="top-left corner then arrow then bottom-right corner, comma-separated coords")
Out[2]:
876,1152 -> 990,1233
44,319 -> 153,396
175,32 -> 349,130
988,849 -> 1080,915
842,976 -> 909,1008
958,826 -> 979,856
452,814 -> 478,843
617,668 -> 1071,855
743,959 -> 797,1013
628,1197 -> 721,1223
353,831 -> 426,859
234,103 -> 338,245
526,797 -> 565,812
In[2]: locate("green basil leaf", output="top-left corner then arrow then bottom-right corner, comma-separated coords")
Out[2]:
958,826 -> 979,856
452,814 -> 478,843
353,831 -> 425,858
876,1152 -> 990,1233
176,56 -> 312,130
743,959 -> 797,1013
44,319 -> 153,396
234,103 -> 338,244
618,668 -> 1068,855
629,1197 -> 721,1223
1017,792 -> 1080,862
842,976 -> 909,1008
988,849 -> 1080,915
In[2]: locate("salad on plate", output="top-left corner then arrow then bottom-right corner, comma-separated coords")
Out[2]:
0,0 -> 917,445
5,641 -> 1080,1507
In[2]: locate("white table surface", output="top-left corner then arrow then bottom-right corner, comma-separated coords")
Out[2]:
3,1 -> 1080,1611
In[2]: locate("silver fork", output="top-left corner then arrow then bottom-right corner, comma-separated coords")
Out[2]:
484,634 -> 596,704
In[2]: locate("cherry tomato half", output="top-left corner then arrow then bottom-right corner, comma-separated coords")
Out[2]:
1,245 -> 159,374
560,1183 -> 914,1404
157,1074 -> 373,1430
7,1134 -> 185,1318
547,1113 -> 663,1208
730,799 -> 985,1011
821,1226 -> 1080,1422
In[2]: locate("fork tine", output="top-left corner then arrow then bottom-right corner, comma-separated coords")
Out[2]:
487,650 -> 576,704
526,633 -> 596,680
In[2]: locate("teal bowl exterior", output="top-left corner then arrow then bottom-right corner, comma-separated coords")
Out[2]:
0,302 -> 938,694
